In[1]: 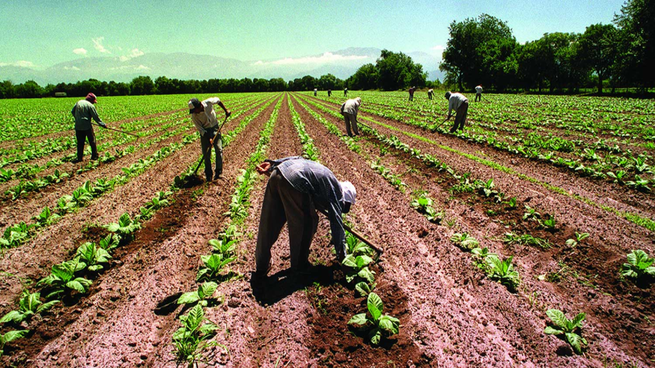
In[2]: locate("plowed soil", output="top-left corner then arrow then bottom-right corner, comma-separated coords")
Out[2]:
0,92 -> 652,368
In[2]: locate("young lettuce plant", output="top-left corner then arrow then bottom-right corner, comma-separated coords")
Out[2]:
0,291 -> 59,324
411,193 -> 442,223
37,259 -> 92,299
76,242 -> 112,272
342,254 -> 376,284
348,292 -> 400,345
177,282 -> 221,307
33,206 -> 60,227
485,254 -> 520,292
450,233 -> 480,251
345,233 -> 375,257
544,309 -> 587,354
621,250 -> 655,281
104,213 -> 141,240
172,304 -> 219,367
0,329 -> 29,357
98,233 -> 121,252
197,253 -> 235,282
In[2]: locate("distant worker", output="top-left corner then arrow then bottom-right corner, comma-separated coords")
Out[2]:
444,91 -> 469,133
314,88 -> 318,97
328,89 -> 332,97
71,93 -> 106,163
340,97 -> 362,137
475,85 -> 483,102
344,87 -> 348,97
408,86 -> 416,101
253,157 -> 356,278
428,88 -> 434,100
188,97 -> 231,182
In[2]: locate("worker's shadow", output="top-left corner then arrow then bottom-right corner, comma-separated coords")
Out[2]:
250,264 -> 340,305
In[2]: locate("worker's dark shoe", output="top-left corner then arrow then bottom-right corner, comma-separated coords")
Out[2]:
213,172 -> 222,180
71,158 -> 82,164
91,155 -> 99,161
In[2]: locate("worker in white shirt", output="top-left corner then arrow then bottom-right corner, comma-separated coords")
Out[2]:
444,92 -> 469,133
188,97 -> 231,181
475,85 -> 483,102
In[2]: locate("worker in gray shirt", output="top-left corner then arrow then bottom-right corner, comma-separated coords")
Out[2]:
340,97 -> 362,137
253,156 -> 356,278
188,97 -> 231,181
444,91 -> 469,133
71,93 -> 106,163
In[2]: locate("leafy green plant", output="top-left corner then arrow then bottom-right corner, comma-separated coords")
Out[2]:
33,206 -> 60,227
345,233 -> 375,257
484,254 -> 520,292
621,250 -> 655,280
44,169 -> 69,184
177,282 -> 221,307
506,197 -> 518,209
544,309 -> 587,354
523,205 -> 541,220
104,213 -> 141,238
208,238 -> 236,257
348,292 -> 400,345
0,291 -> 59,324
37,259 -> 92,299
0,329 -> 29,357
0,222 -> 33,248
196,253 -> 235,282
626,175 -> 651,192
98,233 -> 121,252
172,304 -> 219,367
450,232 -> 480,251
565,232 -> 589,247
76,242 -> 112,272
342,254 -> 376,284
504,232 -> 551,249
606,170 -> 627,184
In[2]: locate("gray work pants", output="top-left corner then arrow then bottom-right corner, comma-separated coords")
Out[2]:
451,101 -> 469,133
200,128 -> 222,180
255,170 -> 318,274
343,113 -> 359,136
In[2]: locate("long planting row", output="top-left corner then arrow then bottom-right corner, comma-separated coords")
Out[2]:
294,93 -> 654,357
0,95 -> 277,251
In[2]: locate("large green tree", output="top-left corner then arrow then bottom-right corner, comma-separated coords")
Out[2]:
614,0 -> 655,88
576,24 -> 618,93
440,14 -> 517,91
376,50 -> 426,91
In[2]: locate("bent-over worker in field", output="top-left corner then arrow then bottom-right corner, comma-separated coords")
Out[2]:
314,88 -> 318,96
71,93 -> 106,163
444,91 -> 469,133
475,85 -> 483,102
344,87 -> 348,97
188,97 -> 231,181
428,88 -> 434,100
408,86 -> 416,101
340,97 -> 362,137
254,156 -> 356,278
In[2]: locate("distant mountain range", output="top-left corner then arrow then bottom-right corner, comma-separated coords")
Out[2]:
0,47 -> 444,85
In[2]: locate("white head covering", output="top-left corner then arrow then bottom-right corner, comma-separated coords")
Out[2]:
340,181 -> 356,204
354,97 -> 362,106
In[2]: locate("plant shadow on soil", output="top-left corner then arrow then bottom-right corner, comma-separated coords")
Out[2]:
250,264 -> 339,306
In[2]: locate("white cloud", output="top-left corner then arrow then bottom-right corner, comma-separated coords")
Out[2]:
135,64 -> 150,71
119,48 -> 145,62
431,45 -> 446,51
73,48 -> 87,56
92,37 -> 111,54
0,60 -> 35,68
252,52 -> 369,66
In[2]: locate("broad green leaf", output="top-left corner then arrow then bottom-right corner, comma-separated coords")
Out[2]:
66,280 -> 87,293
367,293 -> 383,321
199,282 -> 218,299
347,313 -> 368,326
358,267 -> 376,284
544,326 -> 563,335
2,329 -> 29,343
36,300 -> 59,313
565,332 -> 585,354
546,309 -> 569,330
0,311 -> 25,324
356,255 -> 374,268
369,328 -> 382,345
342,255 -> 357,268
177,291 -> 200,305
379,316 -> 399,334
198,322 -> 218,336
570,313 -> 586,329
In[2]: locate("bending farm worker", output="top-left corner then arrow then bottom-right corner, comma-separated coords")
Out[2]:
408,86 -> 415,101
254,156 -> 356,278
428,88 -> 434,100
340,97 -> 362,137
344,87 -> 348,97
71,93 -> 106,163
444,91 -> 469,133
314,88 -> 318,96
188,97 -> 231,182
475,85 -> 483,102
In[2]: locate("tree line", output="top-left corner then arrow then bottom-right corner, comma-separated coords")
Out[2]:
439,0 -> 653,93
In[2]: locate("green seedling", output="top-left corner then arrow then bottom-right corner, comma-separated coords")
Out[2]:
0,222 -> 33,248
450,233 -> 480,251
621,250 -> 655,281
485,254 -> 520,292
197,253 -> 235,282
355,281 -> 377,297
98,233 -> 121,252
504,232 -> 551,249
506,197 -> 518,209
104,213 -> 141,238
76,242 -> 112,272
37,259 -> 92,299
626,175 -> 651,192
209,238 -> 236,257
177,282 -> 221,307
345,233 -> 375,257
565,232 -> 589,247
348,292 -> 400,345
0,329 -> 29,357
0,291 -> 59,324
523,205 -> 541,220
33,206 -> 60,227
172,304 -> 219,368
544,309 -> 587,354
342,254 -> 376,284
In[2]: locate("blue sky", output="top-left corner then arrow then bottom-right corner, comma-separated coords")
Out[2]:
0,0 -> 626,69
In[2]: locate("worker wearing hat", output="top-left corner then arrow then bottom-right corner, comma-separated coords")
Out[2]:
444,91 -> 469,133
188,97 -> 231,181
71,93 -> 106,163
254,156 -> 357,278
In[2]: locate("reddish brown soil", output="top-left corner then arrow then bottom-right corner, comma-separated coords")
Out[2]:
0,92 -> 652,368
